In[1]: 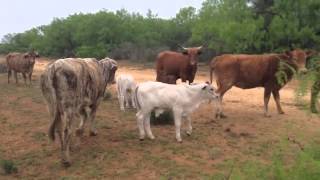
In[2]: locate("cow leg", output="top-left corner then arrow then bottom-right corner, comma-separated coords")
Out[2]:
215,80 -> 232,119
22,73 -> 27,85
60,110 -> 73,167
14,71 -> 18,84
28,72 -> 33,85
88,106 -> 98,136
173,108 -> 183,142
272,90 -> 284,114
7,69 -> 11,84
264,88 -> 272,117
136,111 -> 146,140
143,112 -> 155,140
311,80 -> 320,113
76,107 -> 89,137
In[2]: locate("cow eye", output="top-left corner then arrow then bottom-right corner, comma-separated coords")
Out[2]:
197,51 -> 202,55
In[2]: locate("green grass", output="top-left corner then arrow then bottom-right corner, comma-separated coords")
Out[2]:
0,159 -> 18,175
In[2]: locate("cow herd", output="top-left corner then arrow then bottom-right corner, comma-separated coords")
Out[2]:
4,47 -> 316,167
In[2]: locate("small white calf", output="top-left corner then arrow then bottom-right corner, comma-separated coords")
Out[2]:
117,74 -> 137,111
134,82 -> 219,142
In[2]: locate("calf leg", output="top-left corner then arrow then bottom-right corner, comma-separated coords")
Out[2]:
173,109 -> 183,142
264,88 -> 272,117
131,93 -> 136,109
185,115 -> 192,136
7,69 -> 11,84
136,111 -> 146,140
272,90 -> 284,114
143,112 -> 155,140
125,92 -> 130,108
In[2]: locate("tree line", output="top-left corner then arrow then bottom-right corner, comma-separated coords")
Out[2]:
0,0 -> 320,61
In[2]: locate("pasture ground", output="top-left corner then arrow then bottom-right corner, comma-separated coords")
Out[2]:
0,57 -> 319,179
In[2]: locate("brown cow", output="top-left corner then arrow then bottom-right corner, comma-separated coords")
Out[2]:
209,49 -> 313,118
6,51 -> 39,84
156,46 -> 202,84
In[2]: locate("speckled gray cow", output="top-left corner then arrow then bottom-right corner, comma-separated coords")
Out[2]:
40,57 -> 117,167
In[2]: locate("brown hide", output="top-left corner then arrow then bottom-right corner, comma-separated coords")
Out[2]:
155,47 -> 202,84
6,51 -> 39,84
209,49 -> 311,117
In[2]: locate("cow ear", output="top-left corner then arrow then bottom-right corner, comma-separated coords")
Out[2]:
24,54 -> 30,58
202,85 -> 207,90
306,50 -> 315,57
197,50 -> 202,55
182,51 -> 188,55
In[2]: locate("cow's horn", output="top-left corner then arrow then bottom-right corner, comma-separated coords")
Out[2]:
178,44 -> 187,50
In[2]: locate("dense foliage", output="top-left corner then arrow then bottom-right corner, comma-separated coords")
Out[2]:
0,0 -> 320,61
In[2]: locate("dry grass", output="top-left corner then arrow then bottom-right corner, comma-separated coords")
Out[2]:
0,58 -> 319,179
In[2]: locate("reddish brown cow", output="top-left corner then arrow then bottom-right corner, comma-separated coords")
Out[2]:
6,51 -> 39,84
156,46 -> 202,84
209,49 -> 313,118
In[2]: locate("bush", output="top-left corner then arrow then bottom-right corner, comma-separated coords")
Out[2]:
0,159 -> 18,174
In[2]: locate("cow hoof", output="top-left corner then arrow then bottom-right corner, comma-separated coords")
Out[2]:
75,129 -> 84,137
139,138 -> 144,141
89,131 -> 98,136
61,160 -> 71,168
279,111 -> 285,115
264,114 -> 271,118
186,132 -> 192,136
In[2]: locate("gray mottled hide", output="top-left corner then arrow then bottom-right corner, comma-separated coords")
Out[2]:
40,57 -> 117,166
6,51 -> 39,84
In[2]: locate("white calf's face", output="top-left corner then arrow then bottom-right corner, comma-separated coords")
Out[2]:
201,84 -> 219,100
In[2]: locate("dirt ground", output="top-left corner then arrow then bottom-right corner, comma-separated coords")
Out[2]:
0,58 -> 319,179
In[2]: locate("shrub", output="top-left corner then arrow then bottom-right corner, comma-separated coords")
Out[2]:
0,159 -> 18,174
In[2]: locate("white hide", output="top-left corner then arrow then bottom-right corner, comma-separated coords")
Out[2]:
134,82 -> 219,142
116,74 -> 137,111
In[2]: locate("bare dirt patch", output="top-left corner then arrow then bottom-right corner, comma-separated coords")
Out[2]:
0,58 -> 319,179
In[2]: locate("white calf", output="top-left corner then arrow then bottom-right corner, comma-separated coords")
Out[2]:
134,82 -> 219,142
117,74 -> 137,111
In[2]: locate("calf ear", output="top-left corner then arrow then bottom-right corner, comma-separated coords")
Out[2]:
202,85 -> 207,90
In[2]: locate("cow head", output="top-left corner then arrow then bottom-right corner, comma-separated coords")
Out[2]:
179,45 -> 203,66
284,49 -> 313,73
99,57 -> 118,84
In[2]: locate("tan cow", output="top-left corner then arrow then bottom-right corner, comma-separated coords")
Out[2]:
40,57 -> 117,167
6,51 -> 39,84
209,49 -> 313,118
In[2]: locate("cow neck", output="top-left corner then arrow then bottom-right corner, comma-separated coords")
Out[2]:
280,57 -> 298,71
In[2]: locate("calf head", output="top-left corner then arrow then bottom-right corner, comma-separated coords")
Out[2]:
100,58 -> 118,84
179,45 -> 203,66
284,49 -> 314,73
200,83 -> 220,100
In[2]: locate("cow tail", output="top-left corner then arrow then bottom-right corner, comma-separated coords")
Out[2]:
210,57 -> 218,84
41,65 -> 59,141
134,85 -> 141,111
210,67 -> 214,84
